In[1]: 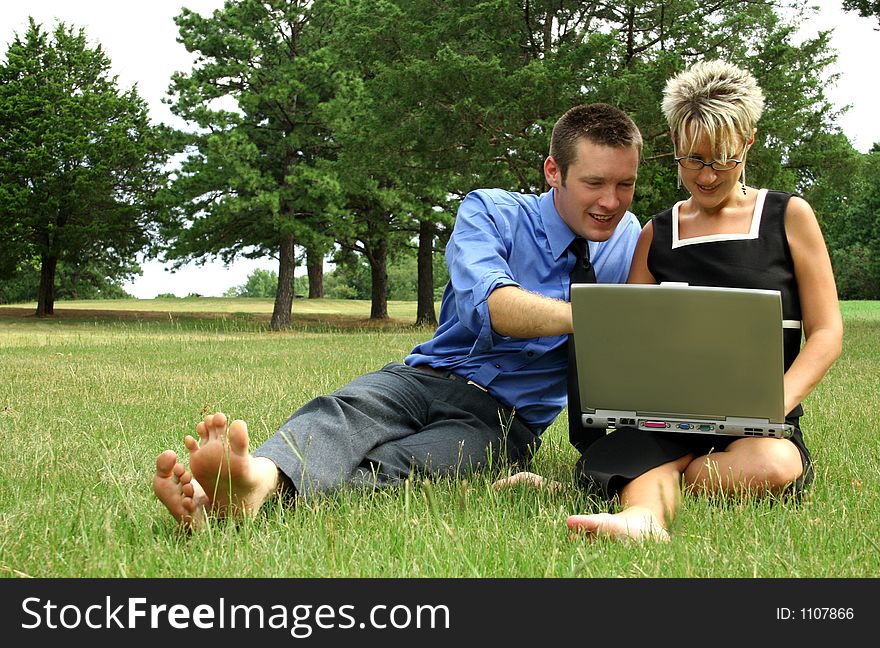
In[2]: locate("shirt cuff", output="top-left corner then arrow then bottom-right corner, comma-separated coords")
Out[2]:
470,273 -> 520,353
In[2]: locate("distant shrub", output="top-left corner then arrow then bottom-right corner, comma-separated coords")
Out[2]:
227,269 -> 278,298
831,244 -> 880,300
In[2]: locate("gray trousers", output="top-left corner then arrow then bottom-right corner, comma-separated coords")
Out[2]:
252,363 -> 540,499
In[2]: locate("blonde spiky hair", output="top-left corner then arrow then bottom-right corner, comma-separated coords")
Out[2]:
662,60 -> 765,159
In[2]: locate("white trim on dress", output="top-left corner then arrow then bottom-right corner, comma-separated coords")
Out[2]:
671,188 -> 768,249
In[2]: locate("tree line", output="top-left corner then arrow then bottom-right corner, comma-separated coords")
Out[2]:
225,251 -> 451,302
2,0 -> 878,329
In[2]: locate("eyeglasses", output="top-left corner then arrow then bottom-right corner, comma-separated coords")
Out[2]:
674,145 -> 747,172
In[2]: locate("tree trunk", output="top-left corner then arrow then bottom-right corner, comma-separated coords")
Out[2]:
368,239 -> 389,320
271,232 -> 296,330
306,247 -> 324,299
36,254 -> 57,317
416,219 -> 438,327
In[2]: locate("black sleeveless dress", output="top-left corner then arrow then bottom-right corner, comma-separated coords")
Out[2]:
576,190 -> 813,499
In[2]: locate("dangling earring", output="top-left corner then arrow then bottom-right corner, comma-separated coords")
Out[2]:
677,168 -> 682,191
740,164 -> 747,196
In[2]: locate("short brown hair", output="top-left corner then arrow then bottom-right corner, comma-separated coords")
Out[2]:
549,103 -> 643,182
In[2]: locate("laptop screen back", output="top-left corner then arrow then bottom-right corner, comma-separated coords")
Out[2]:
570,284 -> 786,423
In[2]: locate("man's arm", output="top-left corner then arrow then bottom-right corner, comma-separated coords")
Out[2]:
487,285 -> 573,338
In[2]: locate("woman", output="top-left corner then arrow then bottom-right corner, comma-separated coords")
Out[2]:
514,60 -> 843,541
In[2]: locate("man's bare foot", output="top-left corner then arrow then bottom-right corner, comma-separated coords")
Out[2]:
492,471 -> 564,493
153,450 -> 208,530
566,507 -> 670,542
185,412 -> 280,518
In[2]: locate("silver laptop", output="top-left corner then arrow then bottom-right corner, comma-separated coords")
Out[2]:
570,283 -> 794,439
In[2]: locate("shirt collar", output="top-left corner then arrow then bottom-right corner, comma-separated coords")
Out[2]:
540,189 -> 577,261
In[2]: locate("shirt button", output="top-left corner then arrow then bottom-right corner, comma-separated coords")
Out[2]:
495,364 -> 501,368
527,351 -> 534,357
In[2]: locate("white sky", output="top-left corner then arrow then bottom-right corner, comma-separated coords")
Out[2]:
2,0 -> 878,298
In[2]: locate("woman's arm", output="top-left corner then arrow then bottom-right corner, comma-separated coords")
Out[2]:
626,220 -> 658,284
783,196 -> 844,415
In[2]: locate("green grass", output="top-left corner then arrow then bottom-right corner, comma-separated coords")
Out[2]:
0,299 -> 878,577
0,297 -> 434,322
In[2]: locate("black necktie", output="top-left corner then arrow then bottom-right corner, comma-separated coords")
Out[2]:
567,238 -> 601,454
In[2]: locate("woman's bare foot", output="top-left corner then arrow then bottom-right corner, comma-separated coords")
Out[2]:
152,449 -> 208,530
566,507 -> 670,542
185,412 -> 280,518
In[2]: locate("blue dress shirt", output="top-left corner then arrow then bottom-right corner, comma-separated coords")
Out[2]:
405,188 -> 641,431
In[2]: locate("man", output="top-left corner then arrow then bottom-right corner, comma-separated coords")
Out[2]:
152,103 -> 643,529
